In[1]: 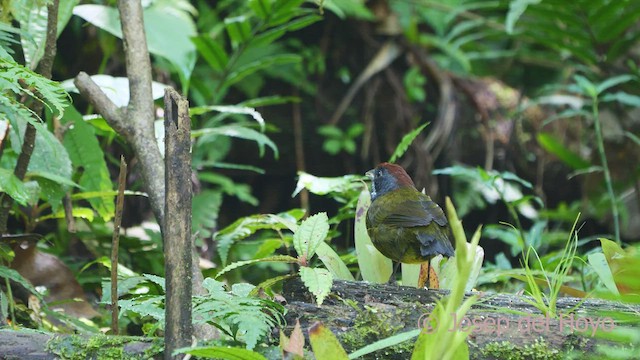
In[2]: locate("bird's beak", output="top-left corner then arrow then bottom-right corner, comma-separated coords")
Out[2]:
365,169 -> 374,180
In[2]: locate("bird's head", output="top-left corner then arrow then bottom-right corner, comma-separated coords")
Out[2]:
365,163 -> 416,201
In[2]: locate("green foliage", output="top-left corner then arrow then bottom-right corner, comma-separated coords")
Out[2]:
192,190 -> 223,239
0,57 -> 69,118
507,0 -> 640,67
388,122 -> 429,163
403,66 -> 427,102
299,266 -> 333,305
105,275 -> 284,350
61,106 -> 114,221
73,2 -> 197,89
519,215 -> 581,318
588,239 -> 640,303
7,117 -> 75,213
190,0 -> 321,103
434,166 -> 541,240
412,198 -> 480,360
214,209 -> 304,266
293,212 -> 329,261
293,172 -> 362,200
216,210 -> 353,305
536,132 -> 591,171
175,346 -> 267,359
308,322 -> 349,360
193,279 -> 285,350
317,123 -> 364,156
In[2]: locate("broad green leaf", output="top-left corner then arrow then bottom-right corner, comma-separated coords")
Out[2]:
299,267 -> 333,305
572,75 -> 597,98
253,238 -> 284,259
223,54 -> 301,89
238,96 -> 300,108
13,0 -> 48,69
62,106 -> 114,221
224,15 -> 252,46
10,119 -> 73,211
293,212 -> 329,260
292,172 -> 361,198
401,263 -> 420,288
0,168 -> 29,205
308,322 -> 348,360
315,241 -> 354,281
388,122 -> 429,163
537,132 -> 590,170
190,105 -> 265,130
600,91 -> 640,107
192,125 -> 277,158
596,75 -> 634,94
11,0 -> 80,69
348,329 -> 421,359
73,4 -> 196,85
0,266 -> 42,301
70,190 -> 147,201
253,14 -> 322,47
175,346 -> 267,360
192,36 -> 228,71
27,171 -> 78,188
321,0 -> 375,20
505,0 -> 541,34
600,238 -> 625,262
38,206 -> 94,222
588,252 -> 619,295
354,187 -> 392,283
439,243 -> 485,291
249,0 -> 272,19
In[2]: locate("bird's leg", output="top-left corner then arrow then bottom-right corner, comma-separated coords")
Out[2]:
387,261 -> 401,284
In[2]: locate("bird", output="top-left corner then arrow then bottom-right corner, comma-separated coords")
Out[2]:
365,163 -> 454,284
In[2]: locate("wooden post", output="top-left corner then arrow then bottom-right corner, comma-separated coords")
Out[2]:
163,88 -> 192,359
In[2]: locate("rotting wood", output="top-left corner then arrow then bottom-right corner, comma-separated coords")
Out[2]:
163,88 -> 193,359
282,279 -> 640,359
0,330 -> 162,359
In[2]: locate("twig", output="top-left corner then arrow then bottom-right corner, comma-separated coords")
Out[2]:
110,155 -> 127,335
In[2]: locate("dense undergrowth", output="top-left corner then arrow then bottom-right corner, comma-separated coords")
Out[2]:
1,0 -> 640,359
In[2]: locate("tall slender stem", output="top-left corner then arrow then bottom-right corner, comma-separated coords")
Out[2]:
592,98 -> 620,244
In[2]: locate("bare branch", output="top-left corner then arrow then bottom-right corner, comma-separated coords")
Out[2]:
74,0 -> 165,226
74,72 -> 126,133
118,0 -> 155,125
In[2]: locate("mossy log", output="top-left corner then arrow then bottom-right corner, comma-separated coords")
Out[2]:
0,330 -> 162,359
281,279 -> 640,359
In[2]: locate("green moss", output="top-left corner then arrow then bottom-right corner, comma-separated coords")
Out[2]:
46,334 -> 163,360
340,304 -> 414,357
480,338 -> 563,360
